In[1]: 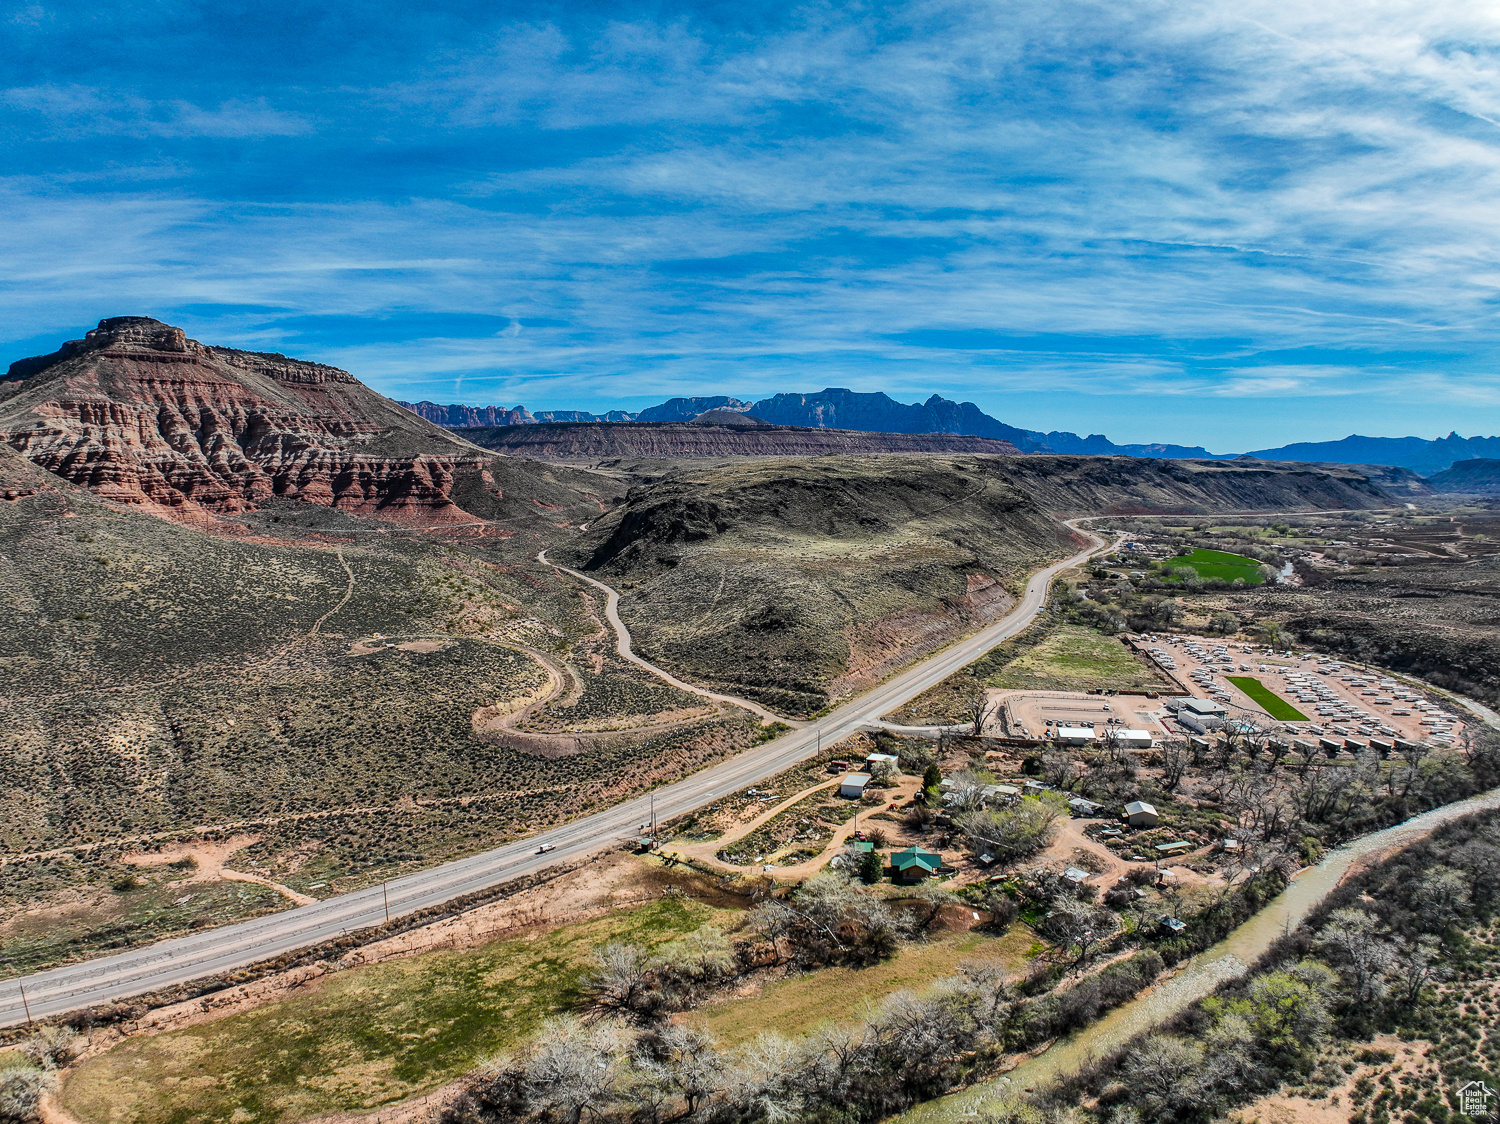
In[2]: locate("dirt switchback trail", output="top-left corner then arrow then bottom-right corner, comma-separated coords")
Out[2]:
538,549 -> 800,726
0,527 -> 1110,1027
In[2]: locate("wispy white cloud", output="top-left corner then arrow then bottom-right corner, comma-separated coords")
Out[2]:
1,85 -> 312,137
6,0 -> 1500,446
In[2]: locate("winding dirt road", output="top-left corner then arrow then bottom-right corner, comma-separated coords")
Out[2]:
0,525 -> 1110,1028
538,550 -> 799,725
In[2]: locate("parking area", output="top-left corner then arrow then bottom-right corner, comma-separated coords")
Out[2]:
990,689 -> 1172,743
1127,633 -> 1467,747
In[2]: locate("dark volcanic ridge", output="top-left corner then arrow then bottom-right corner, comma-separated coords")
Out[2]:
1427,457 -> 1500,494
457,420 -> 1024,459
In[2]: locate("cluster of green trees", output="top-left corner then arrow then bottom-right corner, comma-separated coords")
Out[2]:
441,945 -> 1171,1124
953,791 -> 1069,866
1055,809 -> 1500,1124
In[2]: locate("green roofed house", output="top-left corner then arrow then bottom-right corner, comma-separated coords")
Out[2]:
891,846 -> 943,882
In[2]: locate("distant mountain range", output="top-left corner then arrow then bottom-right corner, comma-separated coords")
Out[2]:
397,388 -> 1500,475
401,402 -> 637,427
1240,434 -> 1500,477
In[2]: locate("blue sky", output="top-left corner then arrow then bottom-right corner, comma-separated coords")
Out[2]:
6,0 -> 1500,449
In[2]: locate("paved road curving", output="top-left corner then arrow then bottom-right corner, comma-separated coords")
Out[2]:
0,525 -> 1110,1027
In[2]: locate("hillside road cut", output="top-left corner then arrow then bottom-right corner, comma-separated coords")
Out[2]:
0,521 -> 1111,1028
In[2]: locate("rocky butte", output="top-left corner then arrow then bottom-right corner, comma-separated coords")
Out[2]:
0,316 -> 497,525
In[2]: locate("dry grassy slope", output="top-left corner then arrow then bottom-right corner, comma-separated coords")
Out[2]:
980,455 -> 1398,514
0,443 -> 746,974
557,457 -> 1078,715
557,454 -> 1403,716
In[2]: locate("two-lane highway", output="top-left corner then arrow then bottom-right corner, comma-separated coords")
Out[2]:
1,522 -> 1110,1027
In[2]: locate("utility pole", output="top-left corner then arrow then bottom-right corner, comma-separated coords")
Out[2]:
382,882 -> 390,924
19,983 -> 32,1027
650,792 -> 656,844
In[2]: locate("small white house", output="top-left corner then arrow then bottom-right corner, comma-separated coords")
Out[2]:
840,773 -> 872,798
1063,867 -> 1090,885
1054,725 -> 1095,746
865,752 -> 900,772
1124,800 -> 1160,828
1182,698 -> 1227,717
1115,729 -> 1154,750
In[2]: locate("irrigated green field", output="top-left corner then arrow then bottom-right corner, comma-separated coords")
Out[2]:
1226,675 -> 1308,720
1163,548 -> 1266,584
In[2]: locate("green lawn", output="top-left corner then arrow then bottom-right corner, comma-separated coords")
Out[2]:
1226,676 -> 1308,721
61,897 -> 726,1124
690,926 -> 1035,1046
988,625 -> 1169,692
1162,548 -> 1266,584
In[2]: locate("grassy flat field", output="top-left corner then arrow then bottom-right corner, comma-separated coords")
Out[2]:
688,925 -> 1036,1046
61,898 -> 727,1124
1226,676 -> 1308,721
988,625 -> 1169,693
1164,548 -> 1265,584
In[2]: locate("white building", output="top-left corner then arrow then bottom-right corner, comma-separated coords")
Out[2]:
840,773 -> 872,798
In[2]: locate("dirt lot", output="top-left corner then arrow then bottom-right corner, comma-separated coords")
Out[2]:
992,689 -> 1171,741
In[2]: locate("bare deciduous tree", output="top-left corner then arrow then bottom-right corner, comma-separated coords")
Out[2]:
729,1032 -> 803,1124
634,1024 -> 726,1119
962,691 -> 996,737
524,1018 -> 627,1124
749,900 -> 797,964
1387,933 -> 1446,1005
1040,748 -> 1075,789
1157,738 -> 1192,791
1040,898 -> 1118,974
585,943 -> 654,1017
1316,908 -> 1395,1004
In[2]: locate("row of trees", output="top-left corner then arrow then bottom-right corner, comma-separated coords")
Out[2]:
586,872 -> 934,1029
444,948 -> 1174,1124
1061,811 -> 1500,1124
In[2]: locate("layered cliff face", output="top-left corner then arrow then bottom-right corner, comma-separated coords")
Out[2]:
460,419 -> 1023,459
0,317 -> 497,523
399,400 -> 638,426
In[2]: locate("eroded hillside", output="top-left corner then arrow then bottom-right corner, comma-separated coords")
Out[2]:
558,454 -> 1405,715
558,457 -> 1080,715
0,445 -> 762,977
461,420 -> 1023,458
0,317 -> 502,525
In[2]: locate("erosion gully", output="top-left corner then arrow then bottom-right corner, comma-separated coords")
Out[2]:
901,776 -> 1500,1123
